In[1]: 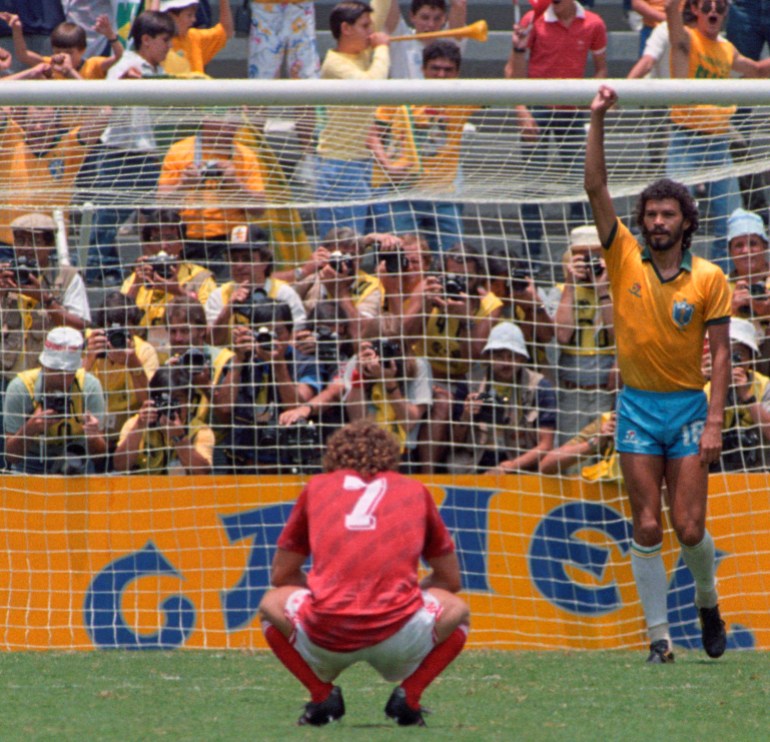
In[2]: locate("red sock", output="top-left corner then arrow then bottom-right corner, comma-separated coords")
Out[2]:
262,622 -> 334,703
400,626 -> 468,709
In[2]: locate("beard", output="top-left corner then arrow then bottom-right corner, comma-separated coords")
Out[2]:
642,223 -> 684,252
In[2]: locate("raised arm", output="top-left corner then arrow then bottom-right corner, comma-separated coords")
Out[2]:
218,0 -> 234,39
666,0 -> 690,79
584,85 -> 618,245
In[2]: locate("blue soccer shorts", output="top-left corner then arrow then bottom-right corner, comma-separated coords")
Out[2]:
615,385 -> 707,458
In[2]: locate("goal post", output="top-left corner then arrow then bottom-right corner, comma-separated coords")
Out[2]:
0,79 -> 769,652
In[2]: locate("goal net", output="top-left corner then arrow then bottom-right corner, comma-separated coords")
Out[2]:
0,79 -> 768,652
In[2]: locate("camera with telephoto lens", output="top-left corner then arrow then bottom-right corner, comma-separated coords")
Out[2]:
232,288 -> 270,324
474,391 -> 510,427
280,419 -> 322,472
511,267 -> 531,292
749,282 -> 767,300
254,325 -> 276,353
314,325 -> 340,362
372,241 -> 410,273
328,250 -> 354,275
581,255 -> 604,281
443,273 -> 467,297
9,255 -> 38,287
98,322 -> 133,358
201,160 -> 223,180
145,251 -> 176,280
369,338 -> 403,381
150,389 -> 180,421
38,391 -> 68,416
711,425 -> 762,472
178,347 -> 209,371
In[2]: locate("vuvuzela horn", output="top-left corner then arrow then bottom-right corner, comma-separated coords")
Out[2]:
389,19 -> 488,44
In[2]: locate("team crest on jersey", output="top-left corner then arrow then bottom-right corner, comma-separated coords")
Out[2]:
48,158 -> 65,180
629,282 -> 642,298
672,299 -> 694,329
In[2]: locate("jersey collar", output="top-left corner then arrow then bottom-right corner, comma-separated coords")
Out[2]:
641,245 -> 693,273
544,2 -> 586,22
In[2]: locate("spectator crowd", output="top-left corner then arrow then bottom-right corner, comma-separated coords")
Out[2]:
0,0 -> 768,476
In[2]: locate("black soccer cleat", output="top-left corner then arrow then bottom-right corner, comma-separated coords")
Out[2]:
646,639 -> 675,664
699,604 -> 727,659
297,686 -> 345,726
384,686 -> 427,727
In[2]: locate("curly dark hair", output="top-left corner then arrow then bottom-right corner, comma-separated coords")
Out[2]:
323,420 -> 401,478
634,178 -> 700,252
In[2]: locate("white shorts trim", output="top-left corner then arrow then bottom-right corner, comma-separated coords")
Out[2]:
285,589 -> 440,683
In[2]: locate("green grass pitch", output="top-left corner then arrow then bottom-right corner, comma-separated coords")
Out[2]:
1,649 -> 768,741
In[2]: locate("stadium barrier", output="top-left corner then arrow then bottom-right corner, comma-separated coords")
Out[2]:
0,473 -> 767,651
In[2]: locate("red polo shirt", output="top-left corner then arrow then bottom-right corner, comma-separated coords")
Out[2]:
522,3 -> 607,80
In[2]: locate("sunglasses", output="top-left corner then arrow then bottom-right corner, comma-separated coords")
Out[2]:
699,0 -> 728,14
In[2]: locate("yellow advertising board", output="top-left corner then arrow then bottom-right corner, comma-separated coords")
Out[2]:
0,473 -> 767,651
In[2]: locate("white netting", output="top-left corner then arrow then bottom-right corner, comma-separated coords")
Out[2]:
0,80 -> 768,651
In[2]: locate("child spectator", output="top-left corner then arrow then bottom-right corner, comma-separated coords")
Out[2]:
152,0 -> 233,77
384,0 -> 466,79
2,12 -> 123,79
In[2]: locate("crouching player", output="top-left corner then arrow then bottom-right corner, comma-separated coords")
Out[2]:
259,420 -> 469,726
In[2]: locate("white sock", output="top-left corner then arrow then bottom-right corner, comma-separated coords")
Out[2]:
631,540 -> 669,641
680,531 -> 718,609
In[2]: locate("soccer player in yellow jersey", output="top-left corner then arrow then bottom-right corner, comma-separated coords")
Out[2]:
585,84 -> 731,664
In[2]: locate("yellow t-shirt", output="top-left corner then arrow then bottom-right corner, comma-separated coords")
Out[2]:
418,291 -> 504,378
371,105 -> 420,189
605,219 -> 731,392
164,24 -> 227,76
670,28 -> 737,135
158,136 -> 266,239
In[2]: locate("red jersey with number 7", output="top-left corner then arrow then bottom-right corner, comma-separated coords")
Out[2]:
277,469 -> 456,652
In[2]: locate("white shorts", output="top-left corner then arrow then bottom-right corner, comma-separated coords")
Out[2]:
285,589 -> 441,683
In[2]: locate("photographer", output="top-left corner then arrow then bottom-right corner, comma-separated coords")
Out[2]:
341,337 -> 433,471
113,365 -> 214,474
0,213 -> 91,379
553,225 -> 617,443
121,207 -> 216,360
215,300 -> 324,473
157,111 -> 266,277
205,224 -> 306,347
706,318 -> 770,473
275,227 -> 384,340
725,208 -> 770,374
3,328 -> 107,474
446,322 -> 556,474
83,292 -> 159,470
408,242 -> 503,471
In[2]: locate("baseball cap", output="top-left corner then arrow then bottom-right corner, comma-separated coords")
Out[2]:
159,0 -> 199,11
39,327 -> 84,371
729,317 -> 760,355
482,322 -> 530,359
11,213 -> 56,232
569,225 -> 601,250
727,208 -> 768,245
230,224 -> 270,250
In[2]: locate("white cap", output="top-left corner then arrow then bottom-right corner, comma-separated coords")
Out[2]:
730,317 -> 760,355
159,0 -> 198,11
727,208 -> 768,245
39,327 -> 84,371
569,225 -> 601,250
482,322 -> 530,359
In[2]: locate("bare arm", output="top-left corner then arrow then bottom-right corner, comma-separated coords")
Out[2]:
627,54 -> 655,79
494,427 -> 556,473
584,85 -> 618,246
592,50 -> 608,79
732,53 -> 770,79
447,0 -> 468,29
218,0 -> 234,39
666,0 -> 690,79
701,321 -> 730,464
420,551 -> 462,592
270,547 -> 308,587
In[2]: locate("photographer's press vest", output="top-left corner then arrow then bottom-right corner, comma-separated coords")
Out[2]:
1,266 -> 80,381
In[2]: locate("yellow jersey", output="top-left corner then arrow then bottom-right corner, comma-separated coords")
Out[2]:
670,28 -> 737,135
605,219 -> 730,392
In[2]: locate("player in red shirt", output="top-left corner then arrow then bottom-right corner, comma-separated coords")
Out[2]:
259,420 -> 470,727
